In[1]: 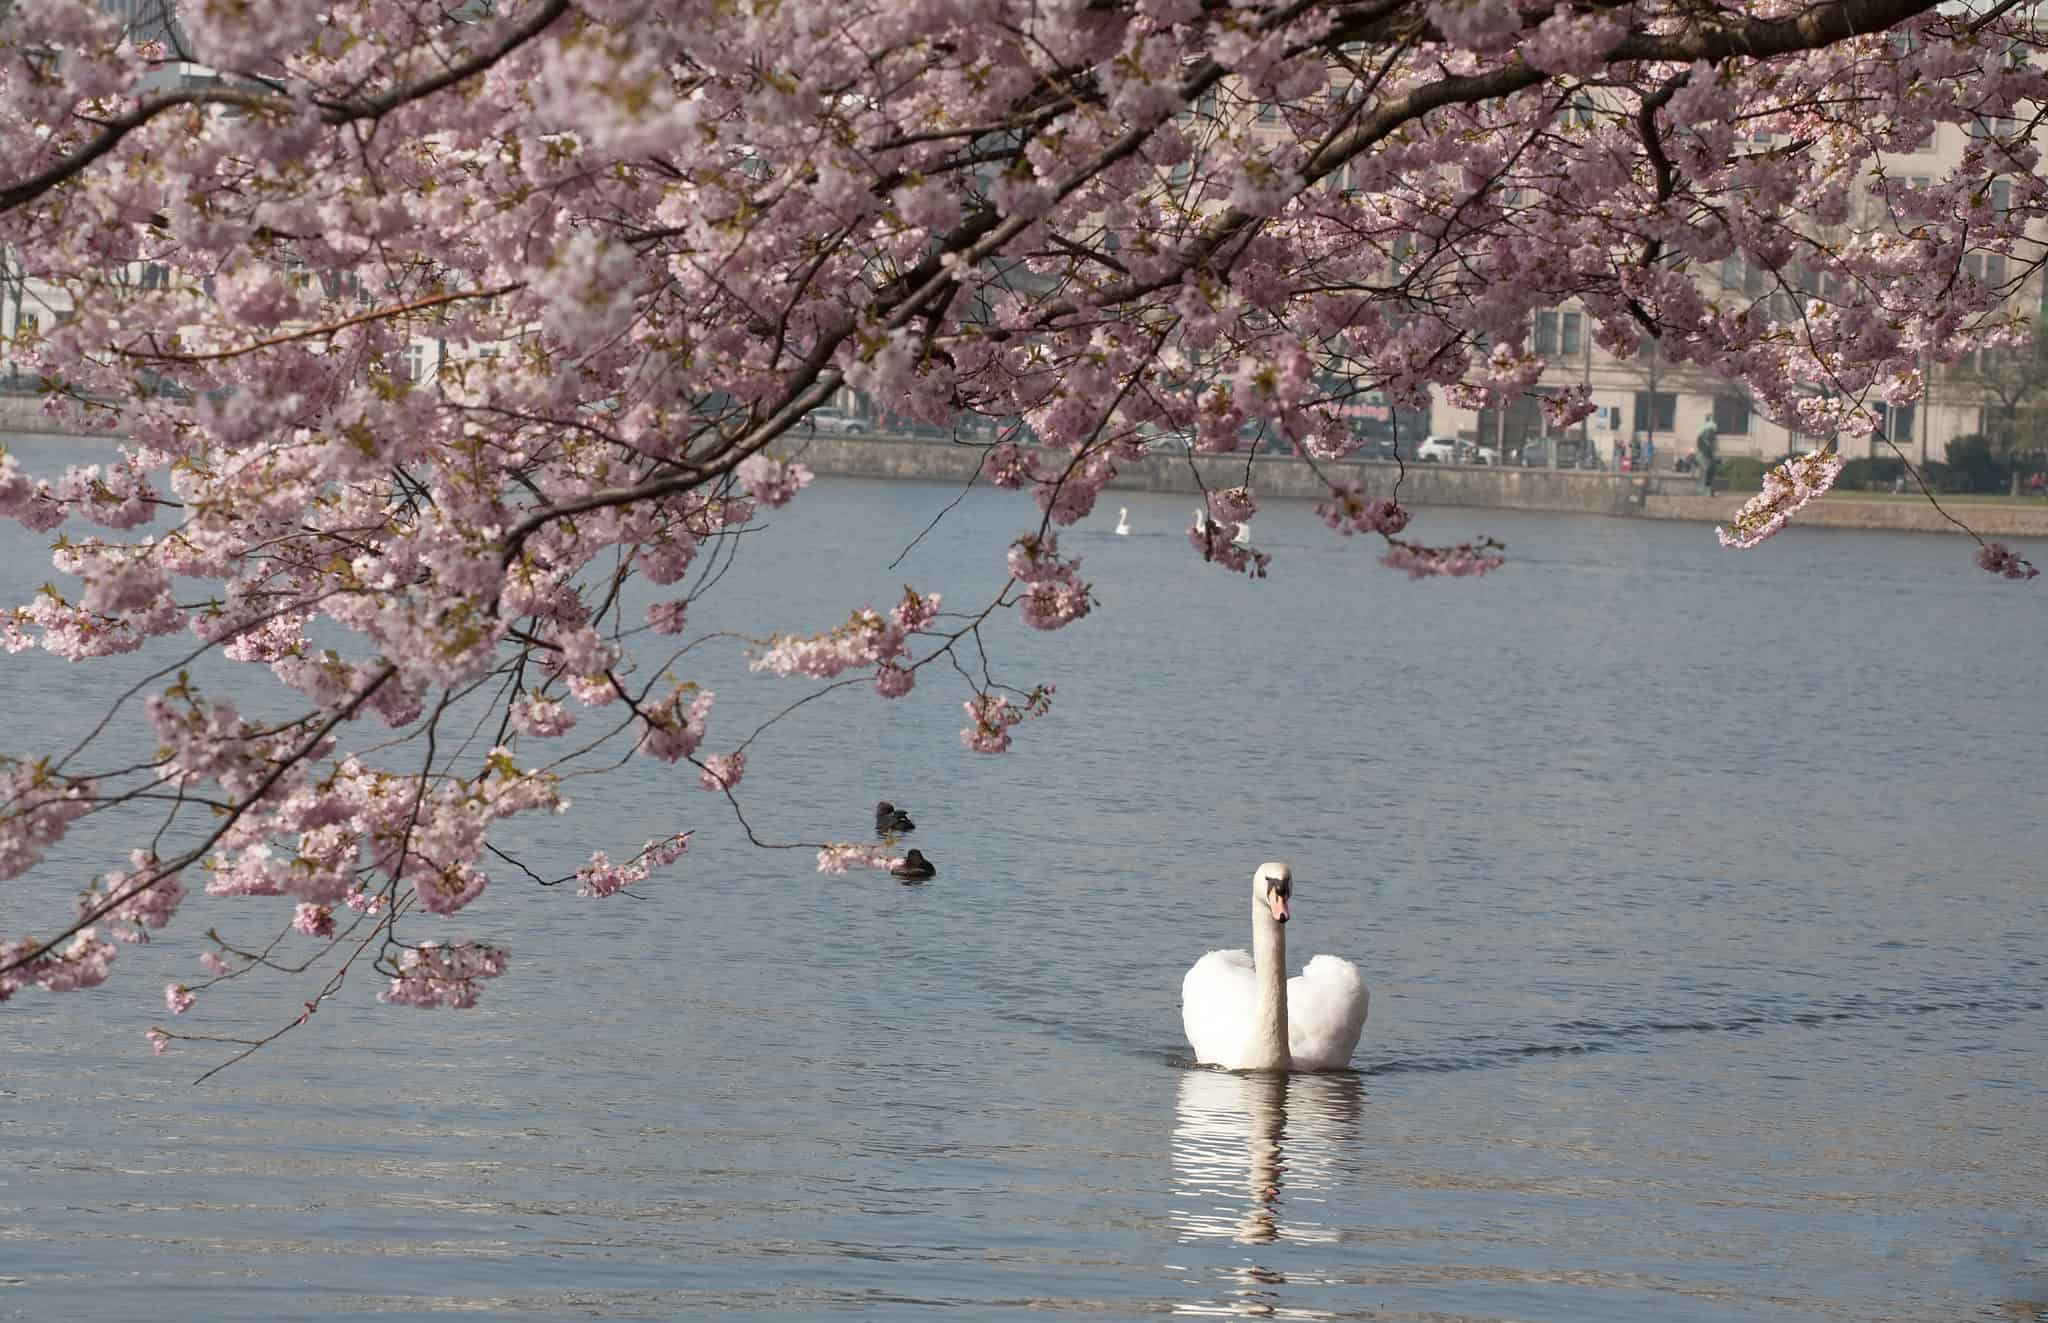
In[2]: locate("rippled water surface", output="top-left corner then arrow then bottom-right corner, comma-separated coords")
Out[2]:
3,436 -> 2045,1321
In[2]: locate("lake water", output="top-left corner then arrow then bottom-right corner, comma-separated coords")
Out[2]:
2,435 -> 2045,1321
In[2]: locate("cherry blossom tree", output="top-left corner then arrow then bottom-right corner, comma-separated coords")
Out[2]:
0,0 -> 2041,1058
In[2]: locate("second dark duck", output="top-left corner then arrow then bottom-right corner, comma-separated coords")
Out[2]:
875,800 -> 915,834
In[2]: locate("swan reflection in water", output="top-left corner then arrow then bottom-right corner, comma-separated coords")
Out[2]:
1168,1068 -> 1365,1317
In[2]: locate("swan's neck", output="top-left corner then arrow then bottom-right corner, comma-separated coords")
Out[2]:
1246,903 -> 1292,1071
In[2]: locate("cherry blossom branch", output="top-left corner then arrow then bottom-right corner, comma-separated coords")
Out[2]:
118,284 -> 522,364
0,665 -> 396,982
0,0 -> 576,213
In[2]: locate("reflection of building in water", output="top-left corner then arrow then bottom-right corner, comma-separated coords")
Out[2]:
1168,1070 -> 1365,1318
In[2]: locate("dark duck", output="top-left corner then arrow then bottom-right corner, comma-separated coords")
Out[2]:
890,849 -> 936,883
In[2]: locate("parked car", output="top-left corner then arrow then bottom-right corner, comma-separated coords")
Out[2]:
1417,435 -> 1461,463
806,411 -> 866,433
1145,430 -> 1196,453
1356,436 -> 1401,462
1467,444 -> 1501,466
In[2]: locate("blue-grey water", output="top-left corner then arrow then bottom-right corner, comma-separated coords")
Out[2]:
2,434 -> 2045,1321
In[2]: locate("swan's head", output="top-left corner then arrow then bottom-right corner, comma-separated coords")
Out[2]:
1253,861 -> 1292,924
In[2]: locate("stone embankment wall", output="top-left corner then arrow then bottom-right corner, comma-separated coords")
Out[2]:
8,415 -> 2046,537
788,434 -> 2048,537
0,395 -> 100,437
1640,488 -> 2048,535
787,433 -> 1656,515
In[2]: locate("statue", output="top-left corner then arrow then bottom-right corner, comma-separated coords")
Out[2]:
1694,422 -> 1719,493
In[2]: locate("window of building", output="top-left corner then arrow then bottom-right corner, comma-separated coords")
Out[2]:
1534,309 -> 1582,357
1712,392 -> 1752,436
1873,401 -> 1916,443
1990,179 -> 2012,213
400,341 -> 429,383
1968,114 -> 2018,142
1633,391 -> 1676,433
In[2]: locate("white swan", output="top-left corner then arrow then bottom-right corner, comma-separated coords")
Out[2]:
1231,521 -> 1252,548
1115,507 -> 1131,536
1192,506 -> 1213,534
1181,862 -> 1369,1072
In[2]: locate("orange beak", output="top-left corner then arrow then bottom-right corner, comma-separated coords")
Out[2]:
1268,893 -> 1290,924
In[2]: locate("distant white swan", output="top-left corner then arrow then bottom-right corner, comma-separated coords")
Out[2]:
1232,521 -> 1251,548
1182,862 -> 1369,1072
1115,507 -> 1130,536
1192,506 -> 1213,534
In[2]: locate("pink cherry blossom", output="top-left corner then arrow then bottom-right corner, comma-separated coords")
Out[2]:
511,694 -> 576,738
817,843 -> 900,874
1975,543 -> 2040,581
0,0 -> 2036,1048
735,455 -> 814,508
577,832 -> 691,897
873,662 -> 916,698
379,942 -> 510,1010
291,903 -> 336,938
1381,538 -> 1510,580
1716,451 -> 1847,550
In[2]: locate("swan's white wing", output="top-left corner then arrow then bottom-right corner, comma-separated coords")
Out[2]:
1287,954 -> 1369,1071
1182,949 -> 1256,1069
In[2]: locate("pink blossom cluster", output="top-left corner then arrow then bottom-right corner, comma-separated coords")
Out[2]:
1715,451 -> 1847,550
379,941 -> 511,1010
960,684 -> 1055,754
816,843 -> 899,874
1008,533 -> 1093,630
1380,538 -> 1510,579
291,903 -> 336,938
638,687 -> 716,764
645,600 -> 689,635
734,454 -> 814,508
891,588 -> 943,632
0,929 -> 117,1002
698,750 -> 745,791
1976,543 -> 2040,580
220,611 -> 311,663
510,693 -> 576,738
86,850 -> 186,941
1519,8 -> 1626,76
752,590 -> 937,687
575,831 -> 691,898
1316,483 -> 1412,538
1188,520 -> 1271,578
0,762 -> 90,881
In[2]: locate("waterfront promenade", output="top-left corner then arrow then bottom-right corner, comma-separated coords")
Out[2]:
782,431 -> 2048,538
6,396 -> 2044,537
